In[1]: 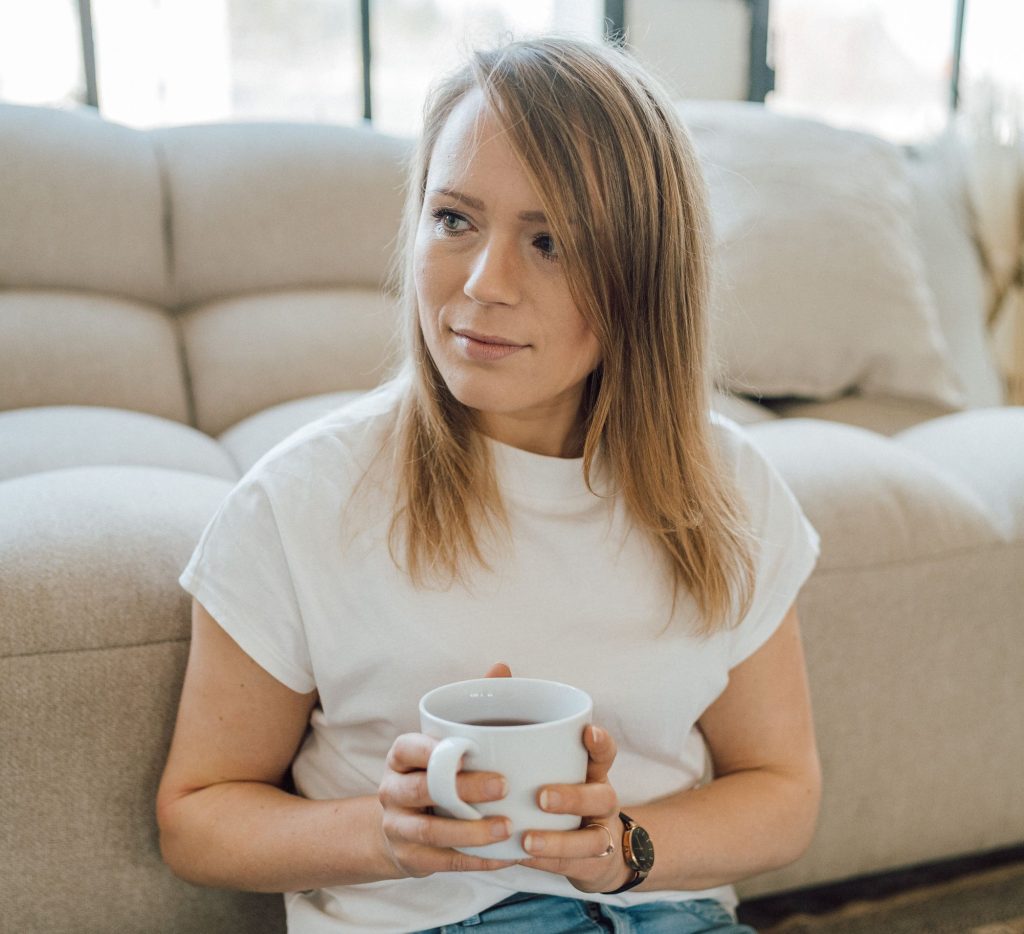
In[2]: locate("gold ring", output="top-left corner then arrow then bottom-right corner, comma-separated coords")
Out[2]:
588,822 -> 616,858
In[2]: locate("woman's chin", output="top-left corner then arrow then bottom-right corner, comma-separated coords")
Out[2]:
439,377 -> 523,418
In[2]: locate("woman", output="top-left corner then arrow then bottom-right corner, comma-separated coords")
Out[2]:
157,36 -> 822,934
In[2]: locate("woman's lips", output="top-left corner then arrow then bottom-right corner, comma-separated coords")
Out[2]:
451,329 -> 528,361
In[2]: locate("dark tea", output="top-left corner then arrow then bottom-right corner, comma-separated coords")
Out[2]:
463,718 -> 539,727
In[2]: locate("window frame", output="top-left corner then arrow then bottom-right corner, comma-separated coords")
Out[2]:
69,0 -> 969,124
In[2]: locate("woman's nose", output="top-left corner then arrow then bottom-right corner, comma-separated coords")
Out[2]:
463,238 -> 521,306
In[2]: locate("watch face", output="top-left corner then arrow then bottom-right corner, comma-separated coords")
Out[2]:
626,826 -> 655,872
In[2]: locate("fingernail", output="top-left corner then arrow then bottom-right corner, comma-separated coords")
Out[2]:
486,777 -> 507,799
490,819 -> 511,839
589,725 -> 604,744
524,833 -> 545,853
539,789 -> 561,811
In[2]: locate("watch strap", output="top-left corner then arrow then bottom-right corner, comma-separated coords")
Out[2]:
602,812 -> 652,895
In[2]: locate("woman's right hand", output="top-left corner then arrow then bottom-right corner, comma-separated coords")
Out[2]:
377,731 -> 516,877
377,662 -> 516,878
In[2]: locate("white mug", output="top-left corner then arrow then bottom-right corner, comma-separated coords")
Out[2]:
419,677 -> 593,859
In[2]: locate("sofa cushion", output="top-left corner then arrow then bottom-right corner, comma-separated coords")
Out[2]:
152,122 -> 411,308
0,290 -> 191,423
0,103 -> 170,307
746,419 -> 1003,571
0,466 -> 233,657
0,464 -> 282,931
1,642 -> 286,934
681,101 -> 963,409
895,407 -> 1024,541
737,537 -> 1024,898
763,392 -> 958,437
0,406 -> 238,483
181,288 -> 400,436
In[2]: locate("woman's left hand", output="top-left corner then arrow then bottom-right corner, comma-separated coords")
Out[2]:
518,724 -> 634,894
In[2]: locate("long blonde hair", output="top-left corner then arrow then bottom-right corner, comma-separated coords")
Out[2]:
386,36 -> 755,635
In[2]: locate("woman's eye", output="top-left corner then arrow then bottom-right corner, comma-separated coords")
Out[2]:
431,208 -> 470,236
534,233 -> 559,262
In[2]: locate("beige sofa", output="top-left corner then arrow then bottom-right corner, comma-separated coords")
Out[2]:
1,99 -> 1022,934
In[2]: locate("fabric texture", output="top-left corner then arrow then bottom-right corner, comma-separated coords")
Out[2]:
761,393 -> 958,438
743,419 -> 1002,572
903,133 -> 1005,408
0,289 -> 191,423
680,100 -> 964,409
151,122 -> 411,308
735,539 -> 1024,899
180,288 -> 400,436
219,390 -> 366,474
0,102 -> 170,306
0,643 -> 285,934
710,390 -> 779,425
0,466 -> 232,656
178,380 -> 820,933
0,405 -> 238,483
895,407 -> 1024,540
221,390 -> 775,479
416,892 -> 755,933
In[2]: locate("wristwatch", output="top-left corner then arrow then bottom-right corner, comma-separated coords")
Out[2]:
603,811 -> 655,894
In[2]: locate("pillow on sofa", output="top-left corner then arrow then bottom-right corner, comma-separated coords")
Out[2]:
679,101 -> 964,409
903,132 -> 1005,408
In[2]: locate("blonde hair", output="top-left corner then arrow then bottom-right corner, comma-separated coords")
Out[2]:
386,36 -> 755,635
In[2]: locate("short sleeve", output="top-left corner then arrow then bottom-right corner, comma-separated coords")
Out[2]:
721,421 -> 821,669
179,476 -> 316,694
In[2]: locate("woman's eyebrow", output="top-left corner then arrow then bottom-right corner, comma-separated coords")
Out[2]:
430,187 -> 484,210
428,187 -> 547,224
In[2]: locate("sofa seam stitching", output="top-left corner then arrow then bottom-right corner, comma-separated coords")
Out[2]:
1,636 -> 190,662
150,132 -> 199,430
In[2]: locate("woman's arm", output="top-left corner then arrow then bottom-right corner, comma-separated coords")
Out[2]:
156,600 -> 514,892
519,601 -> 822,893
633,602 -> 822,891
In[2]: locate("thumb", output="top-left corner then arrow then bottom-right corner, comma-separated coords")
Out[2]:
483,662 -> 512,678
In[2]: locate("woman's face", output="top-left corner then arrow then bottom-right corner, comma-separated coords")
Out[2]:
413,90 -> 602,457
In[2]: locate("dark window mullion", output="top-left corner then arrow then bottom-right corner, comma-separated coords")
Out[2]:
747,0 -> 773,102
604,0 -> 626,46
950,0 -> 967,111
360,0 -> 372,122
78,0 -> 99,108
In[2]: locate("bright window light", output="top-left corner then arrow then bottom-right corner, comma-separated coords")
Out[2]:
372,0 -> 603,137
768,0 -> 958,142
0,0 -> 83,107
960,0 -> 1024,142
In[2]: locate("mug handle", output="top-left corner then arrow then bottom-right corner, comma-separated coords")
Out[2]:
426,736 -> 483,820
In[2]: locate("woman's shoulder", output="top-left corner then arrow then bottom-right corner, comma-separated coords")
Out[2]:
707,410 -> 767,477
239,379 -> 406,495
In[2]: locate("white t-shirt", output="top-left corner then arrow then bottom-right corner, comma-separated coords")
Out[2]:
179,380 -> 820,934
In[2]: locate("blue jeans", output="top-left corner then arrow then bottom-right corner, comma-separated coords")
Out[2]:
417,892 -> 758,933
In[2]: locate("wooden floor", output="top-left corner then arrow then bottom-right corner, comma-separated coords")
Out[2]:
736,844 -> 1024,931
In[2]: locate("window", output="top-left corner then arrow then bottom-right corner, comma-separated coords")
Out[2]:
1,0 -> 604,133
222,0 -> 362,125
371,0 -> 603,137
0,0 -> 84,109
959,0 -> 1024,141
9,1 -> 1013,143
768,0 -> 959,142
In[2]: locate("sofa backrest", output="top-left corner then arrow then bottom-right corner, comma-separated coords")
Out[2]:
0,103 -> 408,435
0,100 -> 1006,436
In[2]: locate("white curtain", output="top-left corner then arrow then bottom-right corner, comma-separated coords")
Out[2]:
962,105 -> 1024,404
